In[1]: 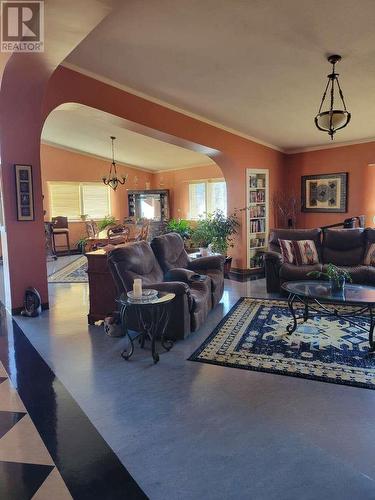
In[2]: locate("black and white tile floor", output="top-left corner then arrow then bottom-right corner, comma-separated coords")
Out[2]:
0,361 -> 71,499
0,311 -> 146,500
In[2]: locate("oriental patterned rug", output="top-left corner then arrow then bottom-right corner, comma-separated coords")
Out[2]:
48,256 -> 88,283
189,298 -> 375,390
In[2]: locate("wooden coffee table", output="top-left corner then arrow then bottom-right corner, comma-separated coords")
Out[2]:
282,280 -> 375,351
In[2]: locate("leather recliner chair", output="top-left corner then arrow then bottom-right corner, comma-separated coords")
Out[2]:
107,241 -> 212,340
151,232 -> 225,308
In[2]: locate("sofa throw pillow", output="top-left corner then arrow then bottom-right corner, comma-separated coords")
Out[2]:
364,243 -> 375,266
291,240 -> 319,266
278,239 -> 295,264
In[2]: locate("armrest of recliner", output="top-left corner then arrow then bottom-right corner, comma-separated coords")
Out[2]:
144,281 -> 190,297
264,251 -> 283,293
164,268 -> 196,283
264,250 -> 283,264
188,255 -> 224,271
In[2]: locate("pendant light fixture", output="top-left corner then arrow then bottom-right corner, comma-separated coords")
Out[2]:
102,136 -> 128,191
315,55 -> 351,139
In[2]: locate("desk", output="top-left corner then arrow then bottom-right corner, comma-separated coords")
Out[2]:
86,249 -> 117,324
86,230 -> 109,252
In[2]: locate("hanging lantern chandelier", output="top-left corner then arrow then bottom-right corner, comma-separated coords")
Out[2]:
314,55 -> 351,139
102,136 -> 128,191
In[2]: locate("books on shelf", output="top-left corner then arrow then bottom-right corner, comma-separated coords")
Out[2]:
249,175 -> 265,189
249,205 -> 266,218
249,219 -> 266,233
249,190 -> 265,203
249,236 -> 266,248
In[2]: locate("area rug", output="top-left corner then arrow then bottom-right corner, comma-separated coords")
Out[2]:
48,256 -> 88,283
189,298 -> 375,390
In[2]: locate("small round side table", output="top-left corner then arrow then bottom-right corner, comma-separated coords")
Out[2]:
116,291 -> 175,364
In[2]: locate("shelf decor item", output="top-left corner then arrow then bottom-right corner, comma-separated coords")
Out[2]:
15,164 -> 34,221
301,172 -> 348,213
314,54 -> 351,139
246,169 -> 269,271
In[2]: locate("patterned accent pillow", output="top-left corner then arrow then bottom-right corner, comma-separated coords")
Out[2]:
364,243 -> 375,266
291,240 -> 319,266
278,239 -> 295,264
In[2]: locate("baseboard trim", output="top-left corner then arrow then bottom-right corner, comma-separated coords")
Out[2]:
229,267 -> 265,282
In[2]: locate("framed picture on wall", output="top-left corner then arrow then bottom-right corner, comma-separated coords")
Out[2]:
15,164 -> 35,221
301,172 -> 348,213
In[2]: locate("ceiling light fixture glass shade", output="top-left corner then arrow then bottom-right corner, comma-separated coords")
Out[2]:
102,136 -> 128,191
314,55 -> 351,139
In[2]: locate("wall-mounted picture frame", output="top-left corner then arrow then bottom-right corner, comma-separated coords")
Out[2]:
301,172 -> 348,213
15,164 -> 34,221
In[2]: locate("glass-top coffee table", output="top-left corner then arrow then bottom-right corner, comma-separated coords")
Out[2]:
282,280 -> 375,351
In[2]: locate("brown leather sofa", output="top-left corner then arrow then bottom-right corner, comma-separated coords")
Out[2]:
151,232 -> 225,307
107,240 -> 213,340
265,227 -> 375,293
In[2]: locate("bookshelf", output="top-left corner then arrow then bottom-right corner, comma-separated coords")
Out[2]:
246,169 -> 269,270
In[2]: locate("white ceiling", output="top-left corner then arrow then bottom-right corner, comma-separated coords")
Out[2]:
65,0 -> 375,151
42,104 -> 214,170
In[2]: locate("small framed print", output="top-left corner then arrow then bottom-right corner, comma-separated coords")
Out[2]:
15,165 -> 34,221
301,172 -> 348,213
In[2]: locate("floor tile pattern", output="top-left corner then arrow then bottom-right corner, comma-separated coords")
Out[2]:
0,361 -> 72,499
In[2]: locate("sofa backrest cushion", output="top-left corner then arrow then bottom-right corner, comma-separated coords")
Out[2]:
107,241 -> 164,293
269,228 -> 322,258
151,232 -> 189,272
322,228 -> 365,266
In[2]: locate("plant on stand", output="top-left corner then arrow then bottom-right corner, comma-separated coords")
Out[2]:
308,264 -> 352,291
191,210 -> 240,276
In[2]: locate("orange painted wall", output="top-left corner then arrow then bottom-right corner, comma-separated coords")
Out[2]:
41,143 -> 153,246
285,142 -> 375,229
44,67 -> 286,269
153,163 -> 224,219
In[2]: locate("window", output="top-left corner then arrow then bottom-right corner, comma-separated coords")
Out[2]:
48,182 -> 111,220
189,179 -> 227,219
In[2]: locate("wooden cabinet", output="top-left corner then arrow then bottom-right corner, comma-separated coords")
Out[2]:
86,250 -> 117,325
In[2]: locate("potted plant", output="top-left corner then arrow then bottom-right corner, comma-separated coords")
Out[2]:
191,210 -> 240,275
77,236 -> 88,254
190,217 -> 214,256
80,213 -> 89,222
165,218 -> 192,240
98,215 -> 116,232
308,264 -> 352,292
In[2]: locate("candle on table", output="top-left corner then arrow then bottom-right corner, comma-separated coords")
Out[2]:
133,278 -> 142,298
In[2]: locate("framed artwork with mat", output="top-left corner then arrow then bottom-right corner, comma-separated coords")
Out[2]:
301,172 -> 348,213
15,164 -> 34,221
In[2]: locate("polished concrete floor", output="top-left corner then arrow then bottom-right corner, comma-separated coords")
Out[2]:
12,270 -> 375,499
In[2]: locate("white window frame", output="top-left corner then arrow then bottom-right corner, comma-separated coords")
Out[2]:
48,181 -> 111,221
188,178 -> 227,220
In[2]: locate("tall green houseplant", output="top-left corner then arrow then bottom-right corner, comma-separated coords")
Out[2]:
191,210 -> 239,256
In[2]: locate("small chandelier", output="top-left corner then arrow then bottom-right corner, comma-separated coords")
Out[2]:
315,55 -> 351,139
102,136 -> 128,191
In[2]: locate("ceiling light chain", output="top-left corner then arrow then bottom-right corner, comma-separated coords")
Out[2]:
314,54 -> 351,140
102,136 -> 128,191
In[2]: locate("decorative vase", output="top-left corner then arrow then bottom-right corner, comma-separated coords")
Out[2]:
330,276 -> 345,292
